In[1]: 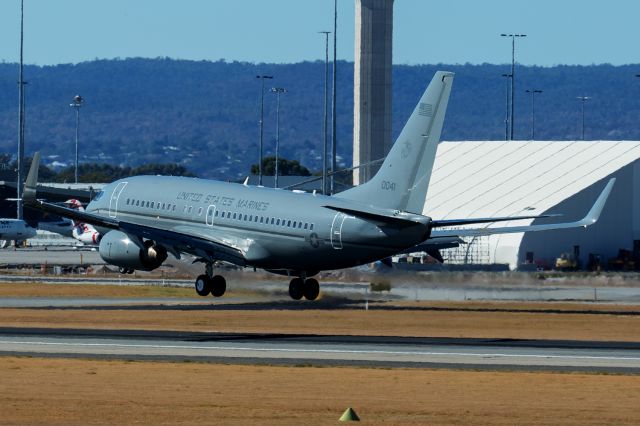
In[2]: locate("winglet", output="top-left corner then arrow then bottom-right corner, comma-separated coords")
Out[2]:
23,152 -> 40,203
578,177 -> 615,227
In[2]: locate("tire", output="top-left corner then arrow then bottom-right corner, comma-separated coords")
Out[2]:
303,278 -> 320,301
289,278 -> 304,300
211,275 -> 226,297
195,274 -> 211,297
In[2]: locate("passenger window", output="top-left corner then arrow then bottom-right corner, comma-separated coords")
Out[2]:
233,213 -> 237,220
270,218 -> 274,225
151,202 -> 154,208
198,207 -> 202,216
243,214 -> 248,221
135,200 -> 139,206
276,219 -> 280,225
215,210 -> 219,217
254,216 -> 258,223
287,220 -> 291,227
293,221 -> 297,228
260,217 -> 264,223
310,224 -> 314,231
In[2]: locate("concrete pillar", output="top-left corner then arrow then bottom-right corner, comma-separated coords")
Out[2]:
353,0 -> 394,185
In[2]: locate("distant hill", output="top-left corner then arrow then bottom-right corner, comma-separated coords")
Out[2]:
0,58 -> 639,180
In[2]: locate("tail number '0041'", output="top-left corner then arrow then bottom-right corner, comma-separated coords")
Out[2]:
381,180 -> 396,191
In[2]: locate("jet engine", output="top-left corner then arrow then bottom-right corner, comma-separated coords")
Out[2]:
98,230 -> 167,271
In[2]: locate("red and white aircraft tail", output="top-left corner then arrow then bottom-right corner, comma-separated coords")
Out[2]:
64,199 -> 101,244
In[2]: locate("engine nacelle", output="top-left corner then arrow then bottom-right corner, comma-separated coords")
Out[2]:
98,230 -> 168,271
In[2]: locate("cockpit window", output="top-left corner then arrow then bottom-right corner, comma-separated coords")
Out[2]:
92,190 -> 104,202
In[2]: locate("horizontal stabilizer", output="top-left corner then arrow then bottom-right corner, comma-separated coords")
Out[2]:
432,213 -> 561,228
323,205 -> 429,227
430,178 -> 615,238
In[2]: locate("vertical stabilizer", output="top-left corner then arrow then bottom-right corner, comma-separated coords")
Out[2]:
336,71 -> 454,214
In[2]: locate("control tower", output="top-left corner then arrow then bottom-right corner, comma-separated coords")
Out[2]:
353,0 -> 394,185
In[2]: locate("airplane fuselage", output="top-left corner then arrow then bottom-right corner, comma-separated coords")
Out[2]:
87,176 -> 431,273
0,219 -> 37,242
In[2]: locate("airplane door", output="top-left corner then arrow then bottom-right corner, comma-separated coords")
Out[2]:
330,212 -> 348,250
108,182 -> 128,218
205,205 -> 216,226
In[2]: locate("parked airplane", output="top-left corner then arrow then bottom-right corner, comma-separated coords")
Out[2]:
64,199 -> 101,244
22,71 -> 614,301
0,219 -> 37,248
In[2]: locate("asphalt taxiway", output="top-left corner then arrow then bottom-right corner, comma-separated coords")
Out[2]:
1,327 -> 640,373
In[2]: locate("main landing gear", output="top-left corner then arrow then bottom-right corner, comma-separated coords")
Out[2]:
288,277 -> 320,301
195,262 -> 226,298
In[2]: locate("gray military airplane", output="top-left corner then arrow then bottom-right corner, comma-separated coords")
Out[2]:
22,71 -> 614,301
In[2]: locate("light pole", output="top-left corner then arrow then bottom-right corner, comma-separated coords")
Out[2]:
16,0 -> 25,220
69,95 -> 84,184
501,33 -> 526,140
256,75 -> 273,186
319,31 -> 331,195
270,87 -> 286,188
330,0 -> 337,194
525,89 -> 542,140
577,96 -> 591,140
501,73 -> 511,141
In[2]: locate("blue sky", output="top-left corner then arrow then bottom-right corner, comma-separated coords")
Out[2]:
0,0 -> 638,66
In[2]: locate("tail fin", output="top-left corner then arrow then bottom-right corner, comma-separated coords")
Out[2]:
24,151 -> 40,202
336,71 -> 454,214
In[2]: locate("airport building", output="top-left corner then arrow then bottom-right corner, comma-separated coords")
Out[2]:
425,140 -> 640,270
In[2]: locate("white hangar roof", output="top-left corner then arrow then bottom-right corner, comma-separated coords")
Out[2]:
424,140 -> 640,220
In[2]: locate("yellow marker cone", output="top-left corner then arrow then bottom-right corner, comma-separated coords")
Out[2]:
339,407 -> 360,422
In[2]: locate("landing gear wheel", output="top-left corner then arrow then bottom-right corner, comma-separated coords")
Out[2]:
195,274 -> 211,297
289,278 -> 304,300
211,275 -> 226,297
303,278 -> 320,301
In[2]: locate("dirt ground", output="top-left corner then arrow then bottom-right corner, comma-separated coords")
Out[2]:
1,357 -> 640,425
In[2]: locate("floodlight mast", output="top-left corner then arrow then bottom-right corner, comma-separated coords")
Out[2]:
525,89 -> 542,140
319,31 -> 331,195
16,0 -> 26,220
577,96 -> 592,140
501,33 -> 526,140
270,87 -> 287,188
70,95 -> 84,184
256,75 -> 274,186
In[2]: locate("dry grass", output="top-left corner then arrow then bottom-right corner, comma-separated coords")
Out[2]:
3,282 -> 640,424
1,357 -> 640,425
0,282 -> 195,298
1,305 -> 640,342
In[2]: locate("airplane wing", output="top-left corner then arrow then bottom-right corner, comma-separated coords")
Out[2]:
22,153 -> 247,266
428,178 -> 615,239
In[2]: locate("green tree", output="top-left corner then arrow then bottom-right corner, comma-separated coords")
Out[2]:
250,156 -> 311,176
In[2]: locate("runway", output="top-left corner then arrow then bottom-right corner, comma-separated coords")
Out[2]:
1,327 -> 640,373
